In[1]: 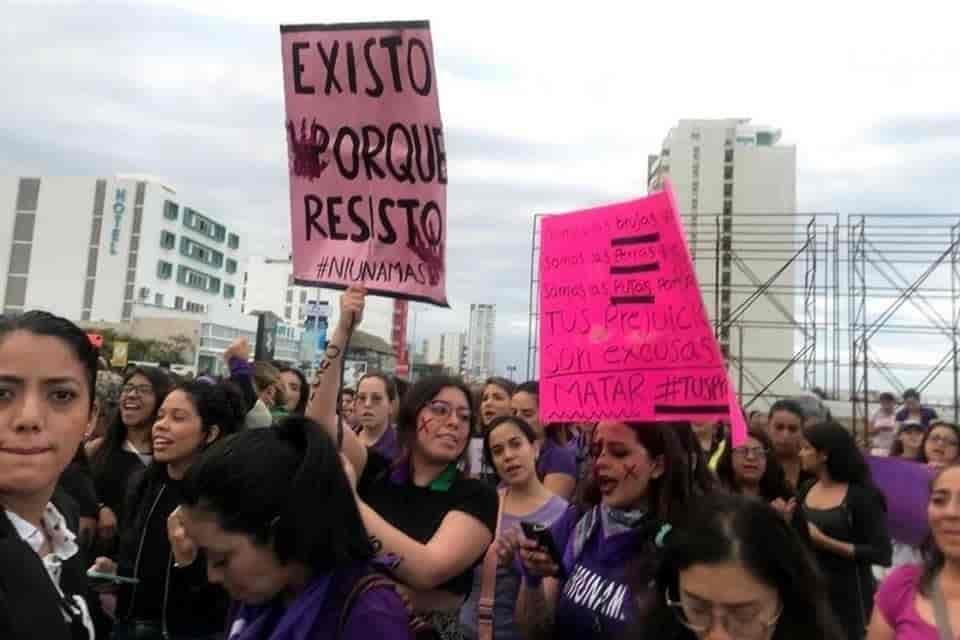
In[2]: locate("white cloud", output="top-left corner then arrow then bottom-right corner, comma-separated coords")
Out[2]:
4,0 -> 960,378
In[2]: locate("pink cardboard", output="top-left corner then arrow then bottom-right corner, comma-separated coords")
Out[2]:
537,184 -> 748,445
280,21 -> 448,306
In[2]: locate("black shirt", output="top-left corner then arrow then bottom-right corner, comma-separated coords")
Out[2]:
358,451 -> 498,597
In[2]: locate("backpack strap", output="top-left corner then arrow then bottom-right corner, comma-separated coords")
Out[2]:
337,573 -> 397,639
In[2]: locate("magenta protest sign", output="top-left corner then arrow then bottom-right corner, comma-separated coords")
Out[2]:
538,186 -> 747,443
280,21 -> 448,306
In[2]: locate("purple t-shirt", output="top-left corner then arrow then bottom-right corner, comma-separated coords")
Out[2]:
370,425 -> 401,462
459,495 -> 569,640
227,568 -> 409,640
537,439 -> 577,482
549,506 -> 640,639
876,564 -> 939,639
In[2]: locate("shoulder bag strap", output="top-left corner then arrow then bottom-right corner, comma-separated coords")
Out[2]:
478,488 -> 506,640
933,573 -> 956,640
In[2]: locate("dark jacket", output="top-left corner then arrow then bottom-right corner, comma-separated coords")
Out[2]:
114,466 -> 229,636
0,493 -> 98,640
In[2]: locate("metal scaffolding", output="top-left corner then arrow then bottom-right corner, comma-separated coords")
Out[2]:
527,210 -> 960,428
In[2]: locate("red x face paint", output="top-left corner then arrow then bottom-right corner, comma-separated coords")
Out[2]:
592,422 -> 659,510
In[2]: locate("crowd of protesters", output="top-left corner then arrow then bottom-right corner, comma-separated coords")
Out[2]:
2,292 -> 960,639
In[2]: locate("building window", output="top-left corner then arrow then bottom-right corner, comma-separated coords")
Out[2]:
723,199 -> 733,215
180,236 -> 225,269
691,131 -> 701,141
692,146 -> 700,161
183,207 -> 227,243
724,166 -> 734,181
285,306 -> 292,320
300,290 -> 307,304
228,233 -> 239,249
692,197 -> 698,210
224,284 -> 235,299
160,231 -> 176,249
174,296 -> 184,310
286,289 -> 293,303
177,265 -> 220,293
226,258 -> 237,274
692,164 -> 699,179
692,181 -> 699,194
723,183 -> 733,198
157,261 -> 173,279
164,201 -> 179,220
724,148 -> 734,163
155,293 -> 164,306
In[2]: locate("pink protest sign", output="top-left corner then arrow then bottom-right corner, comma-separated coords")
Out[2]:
280,21 -> 447,307
538,186 -> 747,444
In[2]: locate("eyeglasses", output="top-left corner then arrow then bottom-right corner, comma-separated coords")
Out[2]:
427,400 -> 471,424
929,434 -> 960,447
666,588 -> 782,639
732,446 -> 769,459
121,384 -> 154,396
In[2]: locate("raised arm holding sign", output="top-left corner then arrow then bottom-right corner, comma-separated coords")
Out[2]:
537,184 -> 747,444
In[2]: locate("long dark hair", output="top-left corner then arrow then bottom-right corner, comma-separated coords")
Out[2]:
396,375 -> 476,468
90,366 -> 172,475
716,428 -> 794,501
670,421 -> 718,496
636,493 -> 843,640
579,422 -> 695,524
803,421 -> 873,486
919,464 -> 960,597
181,416 -> 373,572
275,364 -> 309,415
482,415 -> 538,475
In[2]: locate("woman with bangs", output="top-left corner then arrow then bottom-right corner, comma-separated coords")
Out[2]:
307,289 -> 498,636
508,420 -> 698,640
86,366 -> 172,545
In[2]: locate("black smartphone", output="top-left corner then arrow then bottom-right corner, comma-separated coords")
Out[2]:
520,521 -> 564,567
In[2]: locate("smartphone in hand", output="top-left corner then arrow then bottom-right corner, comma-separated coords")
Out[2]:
520,521 -> 565,567
86,569 -> 139,591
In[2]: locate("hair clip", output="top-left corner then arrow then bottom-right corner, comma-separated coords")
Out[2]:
654,524 -> 673,548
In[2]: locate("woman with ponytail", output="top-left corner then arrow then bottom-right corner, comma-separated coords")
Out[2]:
170,417 -> 410,639
90,380 -> 244,640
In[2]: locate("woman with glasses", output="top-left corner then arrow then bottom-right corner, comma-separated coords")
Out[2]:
86,366 -> 172,547
715,428 -> 811,543
636,492 -> 844,640
868,464 -> 960,639
800,422 -> 893,640
311,289 -> 498,638
919,422 -> 960,470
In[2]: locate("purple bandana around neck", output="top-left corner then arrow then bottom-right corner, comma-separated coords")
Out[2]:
227,572 -> 333,640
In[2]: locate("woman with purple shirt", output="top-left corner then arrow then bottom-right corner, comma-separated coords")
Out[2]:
170,418 -> 410,640
511,381 -> 578,501
511,421 -> 698,640
355,372 -> 402,462
459,416 -> 569,640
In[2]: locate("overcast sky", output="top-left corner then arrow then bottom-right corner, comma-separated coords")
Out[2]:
3,0 -> 960,390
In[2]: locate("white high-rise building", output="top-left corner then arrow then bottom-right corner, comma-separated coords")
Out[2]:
466,304 -> 496,381
0,176 -> 246,321
425,332 -> 465,374
647,118 -> 799,401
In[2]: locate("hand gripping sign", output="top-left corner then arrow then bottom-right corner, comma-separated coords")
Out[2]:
537,183 -> 747,444
280,20 -> 448,307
